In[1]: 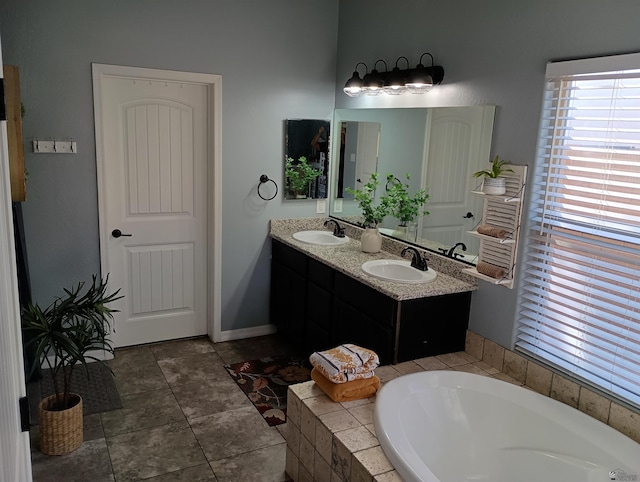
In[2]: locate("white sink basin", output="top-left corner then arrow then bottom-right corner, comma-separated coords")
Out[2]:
361,259 -> 437,284
292,230 -> 350,246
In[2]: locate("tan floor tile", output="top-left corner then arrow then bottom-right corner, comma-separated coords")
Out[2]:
107,422 -> 205,481
190,406 -> 284,461
149,336 -> 215,360
211,443 -> 288,482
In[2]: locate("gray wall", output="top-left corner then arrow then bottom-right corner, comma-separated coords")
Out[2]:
3,0 -> 640,344
0,0 -> 339,333
335,0 -> 640,347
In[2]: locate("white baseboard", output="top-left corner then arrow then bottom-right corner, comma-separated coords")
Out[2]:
217,324 -> 278,342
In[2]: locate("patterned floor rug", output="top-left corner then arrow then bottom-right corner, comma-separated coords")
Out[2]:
224,356 -> 311,426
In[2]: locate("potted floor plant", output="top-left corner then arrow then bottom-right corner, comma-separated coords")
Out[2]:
345,172 -> 393,253
473,155 -> 514,195
22,275 -> 121,455
386,173 -> 429,240
285,156 -> 323,198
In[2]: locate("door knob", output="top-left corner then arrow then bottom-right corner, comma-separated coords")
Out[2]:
463,212 -> 474,219
112,229 -> 132,238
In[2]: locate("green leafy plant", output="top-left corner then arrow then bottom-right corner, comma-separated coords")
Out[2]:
285,156 -> 323,197
473,155 -> 514,178
345,172 -> 393,227
22,275 -> 122,410
386,173 -> 429,225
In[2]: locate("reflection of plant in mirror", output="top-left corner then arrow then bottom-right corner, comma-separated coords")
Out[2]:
386,173 -> 429,225
345,173 -> 393,228
473,155 -> 513,178
285,156 -> 323,197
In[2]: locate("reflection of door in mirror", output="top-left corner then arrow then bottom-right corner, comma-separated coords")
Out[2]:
285,119 -> 330,200
417,106 -> 495,258
337,121 -> 380,199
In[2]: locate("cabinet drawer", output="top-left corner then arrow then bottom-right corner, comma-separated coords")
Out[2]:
333,272 -> 396,327
272,240 -> 307,275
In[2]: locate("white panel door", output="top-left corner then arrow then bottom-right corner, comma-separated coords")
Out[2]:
355,122 -> 380,185
94,67 -> 209,347
0,57 -> 33,481
419,106 -> 494,253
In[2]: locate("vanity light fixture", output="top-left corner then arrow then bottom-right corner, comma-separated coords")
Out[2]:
383,56 -> 410,95
361,60 -> 387,96
343,62 -> 368,97
343,52 -> 444,97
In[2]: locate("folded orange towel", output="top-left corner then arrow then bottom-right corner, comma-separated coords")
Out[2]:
477,260 -> 505,279
477,224 -> 509,239
311,367 -> 381,403
309,344 -> 380,383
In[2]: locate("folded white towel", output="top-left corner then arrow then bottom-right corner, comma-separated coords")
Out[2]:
309,344 -> 380,383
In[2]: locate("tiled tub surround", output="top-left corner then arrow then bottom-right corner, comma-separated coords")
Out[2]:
285,330 -> 640,482
269,218 -> 477,300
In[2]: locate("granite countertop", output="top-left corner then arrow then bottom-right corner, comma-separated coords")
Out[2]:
269,218 -> 477,301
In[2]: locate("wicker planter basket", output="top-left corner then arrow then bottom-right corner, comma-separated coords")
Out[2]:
38,393 -> 83,455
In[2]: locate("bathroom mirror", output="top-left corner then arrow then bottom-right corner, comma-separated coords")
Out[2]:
330,106 -> 496,264
284,119 -> 330,200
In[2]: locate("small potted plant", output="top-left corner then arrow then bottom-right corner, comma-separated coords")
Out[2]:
345,173 -> 393,252
386,173 -> 429,238
285,156 -> 323,198
473,155 -> 514,195
22,275 -> 121,455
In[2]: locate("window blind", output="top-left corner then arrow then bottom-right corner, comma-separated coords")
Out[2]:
516,53 -> 640,408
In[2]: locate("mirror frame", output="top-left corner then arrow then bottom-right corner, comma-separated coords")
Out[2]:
284,119 -> 331,200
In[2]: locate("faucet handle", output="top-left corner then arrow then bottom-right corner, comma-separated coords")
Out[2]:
401,247 -> 429,271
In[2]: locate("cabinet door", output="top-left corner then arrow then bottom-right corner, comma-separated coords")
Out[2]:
306,281 -> 332,354
270,241 -> 307,348
397,292 -> 471,362
332,297 -> 395,365
333,272 -> 395,327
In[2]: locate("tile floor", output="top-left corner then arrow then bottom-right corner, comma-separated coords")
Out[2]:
30,335 -> 299,482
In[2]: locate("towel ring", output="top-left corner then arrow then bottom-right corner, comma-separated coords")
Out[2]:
258,174 -> 278,201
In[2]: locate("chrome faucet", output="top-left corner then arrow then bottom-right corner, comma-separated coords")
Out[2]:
323,219 -> 345,238
401,246 -> 429,271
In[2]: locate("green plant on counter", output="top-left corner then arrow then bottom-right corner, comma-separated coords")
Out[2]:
285,156 -> 323,197
345,172 -> 393,228
473,155 -> 514,178
386,173 -> 429,225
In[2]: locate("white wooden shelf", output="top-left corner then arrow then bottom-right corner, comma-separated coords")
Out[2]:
462,268 -> 515,289
469,164 -> 527,290
466,230 -> 515,244
471,191 -> 521,203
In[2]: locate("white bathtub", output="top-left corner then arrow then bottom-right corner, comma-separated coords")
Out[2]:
374,370 -> 640,482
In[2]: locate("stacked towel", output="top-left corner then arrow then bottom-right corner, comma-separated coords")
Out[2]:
309,344 -> 380,383
311,368 -> 380,403
477,260 -> 505,279
477,224 -> 509,239
309,344 -> 381,402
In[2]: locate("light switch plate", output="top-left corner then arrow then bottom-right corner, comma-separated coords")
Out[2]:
316,199 -> 326,214
334,199 -> 343,213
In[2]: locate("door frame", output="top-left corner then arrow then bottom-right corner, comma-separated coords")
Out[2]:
0,61 -> 33,480
92,64 -> 222,343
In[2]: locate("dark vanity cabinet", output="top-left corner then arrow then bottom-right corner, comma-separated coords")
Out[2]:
270,239 -> 471,365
